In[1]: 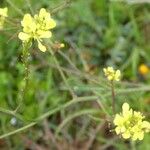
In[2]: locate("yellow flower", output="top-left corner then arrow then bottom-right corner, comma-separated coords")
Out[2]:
114,103 -> 150,141
0,7 -> 8,29
103,66 -> 121,81
138,64 -> 149,75
18,8 -> 56,52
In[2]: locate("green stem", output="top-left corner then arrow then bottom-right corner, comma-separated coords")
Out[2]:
131,140 -> 136,150
6,0 -> 24,15
0,96 -> 100,139
55,109 -> 99,136
0,122 -> 36,139
15,42 -> 30,113
111,81 -> 115,114
48,48 -> 75,98
0,107 -> 23,121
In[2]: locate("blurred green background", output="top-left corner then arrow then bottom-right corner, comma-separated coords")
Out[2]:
0,0 -> 150,149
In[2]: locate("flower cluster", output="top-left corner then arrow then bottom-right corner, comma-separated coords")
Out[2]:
18,8 -> 56,52
103,66 -> 121,81
0,7 -> 8,29
114,103 -> 150,141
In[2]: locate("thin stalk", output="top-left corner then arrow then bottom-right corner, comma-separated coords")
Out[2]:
130,140 -> 136,150
0,107 -> 23,121
58,50 -> 79,71
6,0 -> 24,15
0,122 -> 36,139
111,81 -> 115,114
51,0 -> 71,14
48,48 -> 75,98
0,96 -> 99,139
15,42 -> 30,113
55,109 -> 99,136
25,0 -> 34,15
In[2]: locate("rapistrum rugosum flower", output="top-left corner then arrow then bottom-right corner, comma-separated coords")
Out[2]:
0,7 -> 8,29
113,103 -> 150,141
103,66 -> 121,81
18,8 -> 56,52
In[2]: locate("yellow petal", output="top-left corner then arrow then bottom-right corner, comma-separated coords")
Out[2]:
120,127 -> 126,133
115,127 -> 121,135
115,70 -> 121,81
107,67 -> 114,72
38,30 -> 52,38
137,132 -> 144,140
37,40 -> 46,52
113,114 -> 123,125
132,134 -> 138,141
122,103 -> 129,110
0,7 -> 8,17
21,14 -> 33,27
122,131 -> 131,139
46,19 -> 56,29
18,32 -> 30,41
108,76 -> 113,81
39,8 -> 50,19
122,103 -> 129,113
142,121 -> 150,132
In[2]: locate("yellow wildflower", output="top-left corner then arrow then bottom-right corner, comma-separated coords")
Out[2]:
114,103 -> 150,141
0,7 -> 8,29
18,8 -> 56,52
138,64 -> 149,75
103,66 -> 121,81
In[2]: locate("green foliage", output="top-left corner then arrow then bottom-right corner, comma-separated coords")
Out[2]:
0,0 -> 150,149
